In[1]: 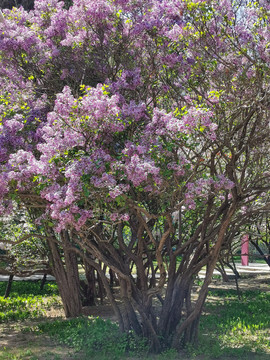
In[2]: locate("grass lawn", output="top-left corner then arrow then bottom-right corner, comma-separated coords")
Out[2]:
0,276 -> 269,359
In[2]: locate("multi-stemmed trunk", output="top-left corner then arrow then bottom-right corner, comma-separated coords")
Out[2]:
47,230 -> 82,318
72,202 -> 236,352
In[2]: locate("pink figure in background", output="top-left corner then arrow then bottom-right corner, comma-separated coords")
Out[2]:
241,234 -> 249,266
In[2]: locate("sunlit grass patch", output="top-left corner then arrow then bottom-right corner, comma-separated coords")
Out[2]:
0,280 -> 60,323
0,296 -> 45,322
0,280 -> 58,297
191,290 -> 270,358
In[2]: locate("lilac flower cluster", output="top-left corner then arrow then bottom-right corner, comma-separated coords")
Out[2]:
185,176 -> 235,209
112,68 -> 142,91
145,107 -> 217,141
0,0 -> 269,232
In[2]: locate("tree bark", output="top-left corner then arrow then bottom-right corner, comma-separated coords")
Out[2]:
251,240 -> 270,267
171,203 -> 236,349
84,262 -> 96,306
40,274 -> 47,290
4,274 -> 13,298
47,233 -> 82,318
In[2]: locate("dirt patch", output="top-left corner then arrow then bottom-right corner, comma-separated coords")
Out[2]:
0,316 -> 75,359
0,331 -> 75,359
208,273 -> 270,292
82,303 -> 117,320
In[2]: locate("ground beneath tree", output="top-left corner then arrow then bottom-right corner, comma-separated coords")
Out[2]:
0,273 -> 269,359
208,273 -> 270,293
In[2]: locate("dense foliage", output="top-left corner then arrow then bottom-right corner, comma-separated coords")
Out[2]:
0,0 -> 269,352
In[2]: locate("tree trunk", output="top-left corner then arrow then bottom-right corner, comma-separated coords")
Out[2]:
47,234 -> 82,318
40,274 -> 47,290
251,240 -> 270,267
97,261 -> 105,303
4,274 -> 13,298
216,261 -> 229,282
171,204 -> 237,349
84,262 -> 96,306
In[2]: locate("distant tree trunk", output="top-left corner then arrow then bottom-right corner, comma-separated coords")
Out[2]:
216,260 -> 230,282
40,274 -> 47,290
109,268 -> 115,287
251,240 -> 270,267
4,274 -> 13,298
84,262 -> 96,306
97,264 -> 105,304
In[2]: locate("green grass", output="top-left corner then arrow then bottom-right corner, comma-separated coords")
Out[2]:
36,289 -> 270,359
189,290 -> 270,358
36,317 -> 148,360
0,280 -> 58,297
232,255 -> 267,264
0,295 -> 45,322
0,280 -> 269,359
0,280 -> 60,323
0,348 -> 36,360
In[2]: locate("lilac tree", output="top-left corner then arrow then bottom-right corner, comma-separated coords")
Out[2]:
0,0 -> 270,352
